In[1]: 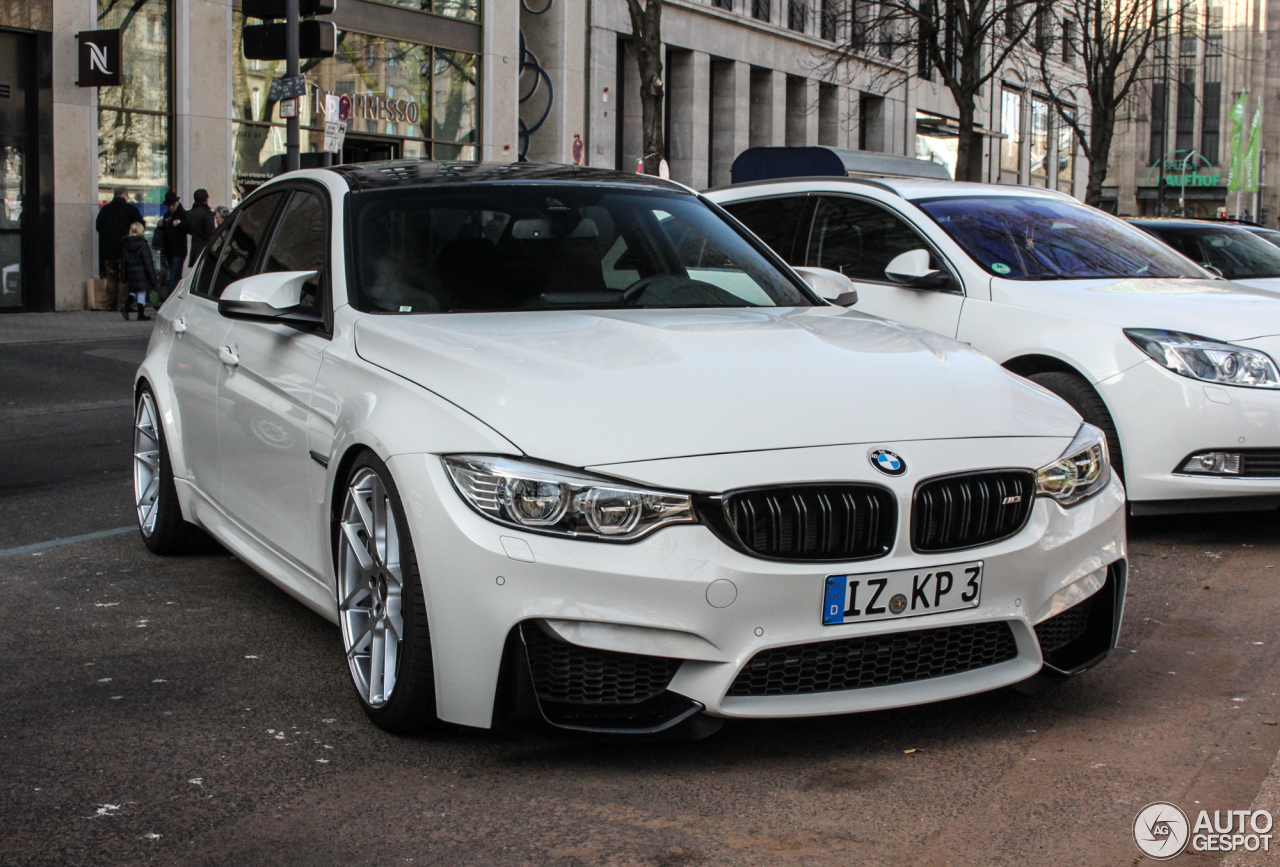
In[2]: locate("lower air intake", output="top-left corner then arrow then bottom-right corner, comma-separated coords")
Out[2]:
728,621 -> 1018,697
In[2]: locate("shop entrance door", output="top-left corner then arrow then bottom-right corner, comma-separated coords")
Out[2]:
340,137 -> 400,165
0,32 -> 31,309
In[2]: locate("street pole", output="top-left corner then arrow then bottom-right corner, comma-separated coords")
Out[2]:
1179,149 -> 1197,217
1157,12 -> 1170,217
285,0 -> 300,172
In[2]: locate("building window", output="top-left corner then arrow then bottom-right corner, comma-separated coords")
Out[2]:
371,0 -> 477,22
231,16 -> 477,197
712,0 -> 733,10
1061,19 -> 1076,63
1000,87 -> 1022,181
1057,107 -> 1075,191
96,0 -> 173,231
752,0 -> 770,22
859,93 -> 884,151
1030,95 -> 1050,185
788,0 -> 807,32
820,0 -> 837,40
915,111 -> 959,179
1201,1 -> 1222,164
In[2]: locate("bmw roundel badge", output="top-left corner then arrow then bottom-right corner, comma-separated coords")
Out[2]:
869,448 -> 906,476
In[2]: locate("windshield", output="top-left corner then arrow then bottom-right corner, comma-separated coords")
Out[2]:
916,196 -> 1202,280
1139,225 -> 1280,279
349,186 -> 814,313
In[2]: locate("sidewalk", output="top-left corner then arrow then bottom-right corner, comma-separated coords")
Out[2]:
0,311 -> 156,345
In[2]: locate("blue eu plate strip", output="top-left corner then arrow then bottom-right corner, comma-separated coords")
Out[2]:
823,575 -> 846,625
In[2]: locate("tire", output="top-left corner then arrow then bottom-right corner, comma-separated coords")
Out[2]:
335,451 -> 438,733
1028,371 -> 1125,482
133,384 -> 214,555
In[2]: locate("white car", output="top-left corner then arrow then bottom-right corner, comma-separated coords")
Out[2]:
134,162 -> 1126,737
709,178 -> 1280,515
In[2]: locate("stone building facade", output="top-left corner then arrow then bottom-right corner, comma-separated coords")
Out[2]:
1,0 -> 1088,311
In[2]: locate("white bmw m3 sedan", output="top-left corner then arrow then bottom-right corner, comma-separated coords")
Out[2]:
133,161 -> 1127,737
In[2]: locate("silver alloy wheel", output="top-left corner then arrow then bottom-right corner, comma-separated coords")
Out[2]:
133,392 -> 162,537
338,467 -> 405,708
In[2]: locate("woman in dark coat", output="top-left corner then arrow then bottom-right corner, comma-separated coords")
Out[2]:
120,221 -> 157,321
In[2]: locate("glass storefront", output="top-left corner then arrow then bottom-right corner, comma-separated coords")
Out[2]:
1029,96 -> 1050,187
1000,88 -> 1021,184
231,16 -> 478,202
915,111 -> 959,180
97,0 -> 173,231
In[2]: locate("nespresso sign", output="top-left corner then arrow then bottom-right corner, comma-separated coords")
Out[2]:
313,86 -> 421,125
77,29 -> 122,87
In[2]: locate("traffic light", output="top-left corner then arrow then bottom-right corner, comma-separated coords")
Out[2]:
242,0 -> 336,60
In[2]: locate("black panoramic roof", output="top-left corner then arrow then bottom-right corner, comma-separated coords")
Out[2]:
325,160 -> 693,194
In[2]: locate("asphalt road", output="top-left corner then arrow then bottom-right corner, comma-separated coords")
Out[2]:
4,314 -> 1280,866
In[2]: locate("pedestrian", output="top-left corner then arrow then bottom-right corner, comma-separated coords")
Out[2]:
94,186 -> 143,308
120,221 -> 157,321
152,191 -> 187,299
186,188 -> 216,267
214,205 -> 231,228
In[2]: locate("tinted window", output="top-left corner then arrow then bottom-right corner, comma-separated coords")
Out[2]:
209,192 -> 285,298
351,187 -> 813,313
808,196 -> 945,283
1142,225 -> 1280,279
917,196 -> 1201,279
1251,229 -> 1280,250
721,196 -> 808,264
261,191 -> 327,310
191,220 -> 234,297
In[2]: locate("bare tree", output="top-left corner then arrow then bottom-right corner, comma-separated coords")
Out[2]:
829,0 -> 1044,182
624,0 -> 664,175
1036,0 -> 1181,207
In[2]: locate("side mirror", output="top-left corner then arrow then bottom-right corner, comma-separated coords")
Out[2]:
793,266 -> 859,307
1203,265 -> 1226,279
217,271 -> 323,329
885,249 -> 951,289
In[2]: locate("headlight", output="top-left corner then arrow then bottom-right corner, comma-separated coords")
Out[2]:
1036,424 -> 1111,506
1125,328 -> 1280,389
442,455 -> 696,542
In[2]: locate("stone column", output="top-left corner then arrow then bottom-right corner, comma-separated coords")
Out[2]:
586,26 -> 616,168
480,0 -> 521,161
177,0 -> 234,211
619,39 -> 642,170
667,49 -> 709,189
52,0 -> 97,310
710,59 -> 750,187
519,0 -> 586,163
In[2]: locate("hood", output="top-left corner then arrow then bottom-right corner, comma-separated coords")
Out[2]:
1229,276 -> 1280,296
992,276 -> 1280,342
354,307 -> 1080,467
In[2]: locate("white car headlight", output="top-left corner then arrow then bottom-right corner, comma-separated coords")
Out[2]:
1036,424 -> 1111,506
1125,328 -> 1280,389
442,455 -> 696,541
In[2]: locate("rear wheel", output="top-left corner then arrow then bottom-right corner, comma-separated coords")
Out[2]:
133,385 -> 212,554
336,452 -> 438,733
1028,371 -> 1125,483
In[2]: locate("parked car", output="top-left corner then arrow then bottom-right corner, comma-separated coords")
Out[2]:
707,177 -> 1280,515
1242,225 -> 1280,249
1128,219 -> 1280,294
133,161 -> 1125,737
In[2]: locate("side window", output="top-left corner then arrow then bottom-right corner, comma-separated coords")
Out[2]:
261,190 -> 328,310
209,192 -> 286,299
191,219 -> 234,297
721,196 -> 809,264
809,196 -> 943,284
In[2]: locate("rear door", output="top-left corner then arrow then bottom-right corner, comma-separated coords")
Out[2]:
805,195 -> 965,338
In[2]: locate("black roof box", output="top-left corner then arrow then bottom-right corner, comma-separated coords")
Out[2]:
730,146 -> 952,184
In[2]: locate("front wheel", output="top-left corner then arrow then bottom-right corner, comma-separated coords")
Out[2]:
336,453 -> 438,733
133,385 -> 212,554
1028,371 -> 1125,483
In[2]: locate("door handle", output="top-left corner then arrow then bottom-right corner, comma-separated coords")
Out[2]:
173,317 -> 187,336
218,346 -> 239,367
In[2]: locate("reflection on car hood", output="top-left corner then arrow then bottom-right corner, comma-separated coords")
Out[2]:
992,276 -> 1280,341
354,307 -> 1081,466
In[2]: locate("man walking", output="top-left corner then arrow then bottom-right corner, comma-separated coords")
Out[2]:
186,188 -> 217,267
153,191 -> 187,298
95,186 -> 143,307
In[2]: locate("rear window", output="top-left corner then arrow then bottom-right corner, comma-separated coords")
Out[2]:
349,186 -> 813,313
917,196 -> 1201,280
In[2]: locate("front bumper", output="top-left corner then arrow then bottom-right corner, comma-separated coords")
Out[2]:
1099,358 -> 1280,509
387,445 -> 1127,731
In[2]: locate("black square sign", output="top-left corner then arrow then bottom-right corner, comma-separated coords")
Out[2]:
77,30 -> 122,87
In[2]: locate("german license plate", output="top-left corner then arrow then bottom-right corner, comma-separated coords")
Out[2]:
822,561 -> 983,626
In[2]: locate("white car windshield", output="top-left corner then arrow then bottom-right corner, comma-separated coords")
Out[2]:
917,196 -> 1203,280
350,186 -> 814,313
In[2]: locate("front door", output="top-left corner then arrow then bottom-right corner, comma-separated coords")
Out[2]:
806,195 -> 965,338
216,188 -> 330,576
340,136 -> 400,165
